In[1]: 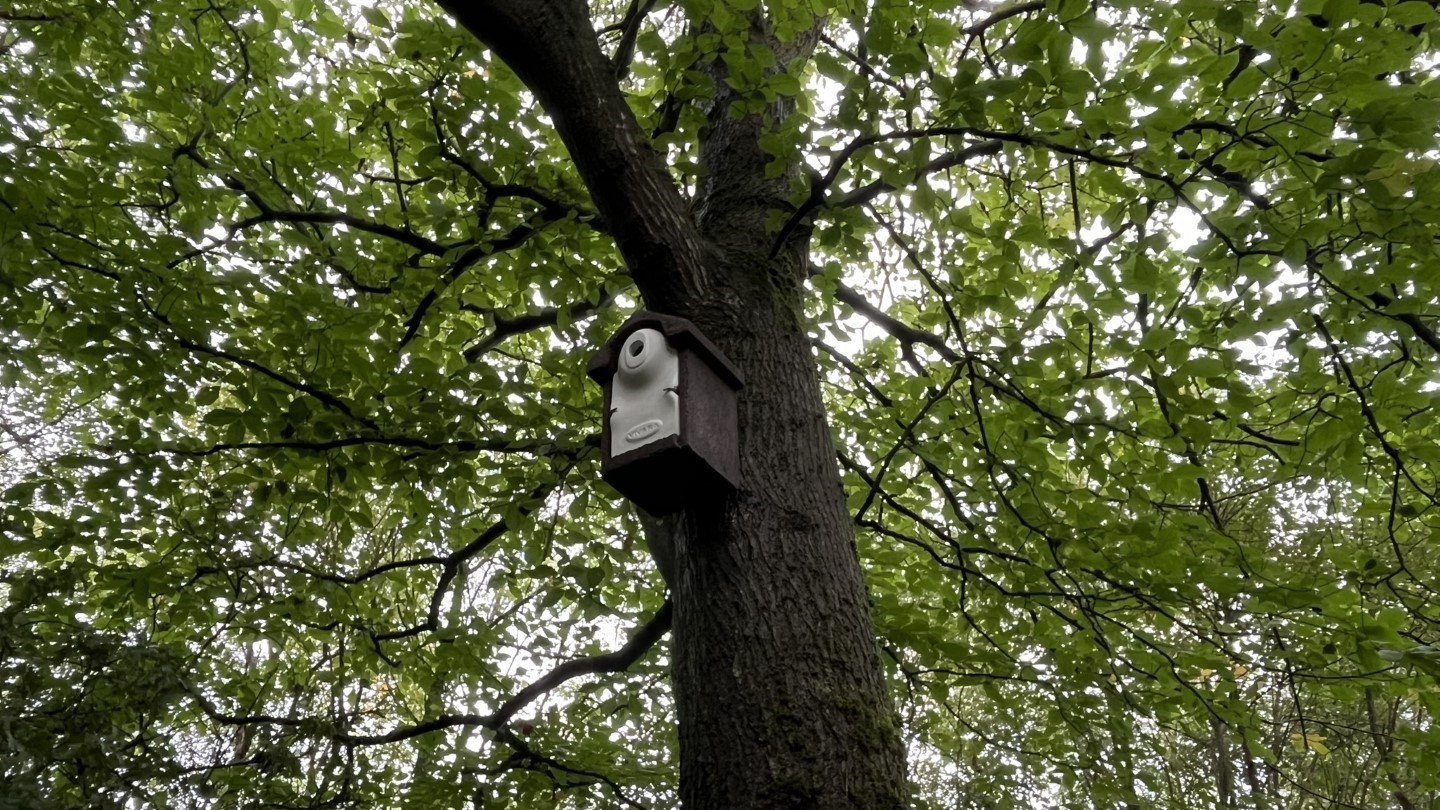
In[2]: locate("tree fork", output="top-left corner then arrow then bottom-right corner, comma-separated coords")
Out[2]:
437,1 -> 908,807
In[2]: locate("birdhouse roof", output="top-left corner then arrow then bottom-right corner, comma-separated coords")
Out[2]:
586,310 -> 744,389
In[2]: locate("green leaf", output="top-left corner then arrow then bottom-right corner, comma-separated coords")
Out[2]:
1215,6 -> 1246,35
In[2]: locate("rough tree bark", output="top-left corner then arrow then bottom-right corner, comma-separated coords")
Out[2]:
436,2 -> 909,808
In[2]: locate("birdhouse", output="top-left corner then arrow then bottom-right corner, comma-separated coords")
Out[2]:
586,311 -> 744,515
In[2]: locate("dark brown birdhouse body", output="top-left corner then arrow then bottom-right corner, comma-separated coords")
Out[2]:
586,311 -> 743,515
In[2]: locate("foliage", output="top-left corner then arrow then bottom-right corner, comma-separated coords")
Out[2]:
3,0 -> 1440,807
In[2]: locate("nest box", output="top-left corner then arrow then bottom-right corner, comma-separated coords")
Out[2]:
586,311 -> 744,515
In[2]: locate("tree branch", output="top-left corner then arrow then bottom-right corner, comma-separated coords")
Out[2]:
371,478 -> 562,643
486,600 -> 672,730
832,281 -> 961,364
142,435 -> 559,457
963,0 -> 1045,36
0,10 -> 58,21
435,0 -> 715,315
230,209 -> 451,256
398,209 -> 570,348
360,601 -> 672,744
608,0 -> 661,80
769,139 -> 1002,258
196,601 -> 673,747
818,33 -> 905,94
462,288 -> 617,362
829,140 -> 1004,210
139,297 -> 378,431
812,338 -> 892,407
167,157 -> 455,270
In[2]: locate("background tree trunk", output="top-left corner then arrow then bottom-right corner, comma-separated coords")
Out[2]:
439,1 -> 909,807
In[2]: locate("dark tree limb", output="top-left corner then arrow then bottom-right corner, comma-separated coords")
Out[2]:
462,288 -> 617,362
167,161 -> 455,268
192,600 -> 673,745
963,0 -> 1045,36
435,0 -> 715,316
486,727 -> 654,810
138,296 -> 378,431
812,338 -> 892,407
830,140 -> 1004,210
142,435 -> 561,457
769,139 -> 1002,258
608,0 -> 661,80
229,209 -> 450,255
485,600 -> 672,730
833,280 -> 961,364
397,209 -> 570,348
371,481 -> 556,642
818,33 -> 906,94
0,10 -> 58,21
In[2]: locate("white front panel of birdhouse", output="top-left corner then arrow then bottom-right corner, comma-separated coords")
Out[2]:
609,328 -> 680,455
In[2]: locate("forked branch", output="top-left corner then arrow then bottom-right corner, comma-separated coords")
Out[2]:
436,0 -> 714,315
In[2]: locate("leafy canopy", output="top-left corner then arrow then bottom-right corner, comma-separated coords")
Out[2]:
3,0 -> 1440,807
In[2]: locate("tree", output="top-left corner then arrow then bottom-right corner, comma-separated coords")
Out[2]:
3,0 -> 1440,808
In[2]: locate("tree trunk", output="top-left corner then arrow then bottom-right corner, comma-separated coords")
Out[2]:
437,1 -> 909,808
